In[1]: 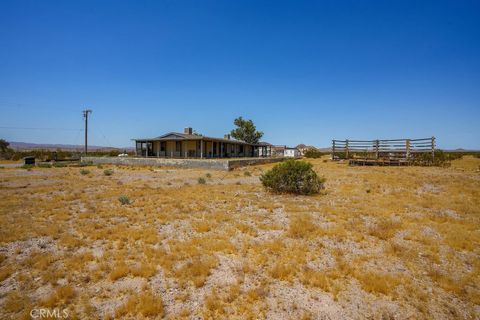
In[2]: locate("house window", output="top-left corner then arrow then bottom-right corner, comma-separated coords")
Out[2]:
239,145 -> 244,153
176,141 -> 182,152
160,142 -> 166,152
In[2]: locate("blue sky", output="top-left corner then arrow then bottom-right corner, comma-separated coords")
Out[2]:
0,0 -> 479,149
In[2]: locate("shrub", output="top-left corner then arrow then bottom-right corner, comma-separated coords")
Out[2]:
118,195 -> 132,205
118,195 -> 131,205
53,162 -> 66,168
80,169 -> 90,175
244,171 -> 251,177
205,173 -> 212,178
104,169 -> 114,176
79,161 -> 93,167
260,160 -> 325,195
21,164 -> 34,170
37,163 -> 52,168
304,149 -> 325,158
198,177 -> 206,185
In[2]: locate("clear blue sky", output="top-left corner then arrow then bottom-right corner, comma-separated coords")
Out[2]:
1,0 -> 479,149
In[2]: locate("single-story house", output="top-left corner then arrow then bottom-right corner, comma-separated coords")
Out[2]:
133,127 -> 273,158
284,147 -> 301,158
271,145 -> 301,158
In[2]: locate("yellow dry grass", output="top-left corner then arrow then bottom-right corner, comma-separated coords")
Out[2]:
0,157 -> 479,319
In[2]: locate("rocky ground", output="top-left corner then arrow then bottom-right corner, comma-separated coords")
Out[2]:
0,157 -> 479,319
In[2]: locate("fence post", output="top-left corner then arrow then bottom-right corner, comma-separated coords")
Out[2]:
345,139 -> 349,159
332,140 -> 336,160
406,139 -> 411,161
431,136 -> 435,163
375,140 -> 379,159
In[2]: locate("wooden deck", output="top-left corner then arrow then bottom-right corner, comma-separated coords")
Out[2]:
348,158 -> 410,166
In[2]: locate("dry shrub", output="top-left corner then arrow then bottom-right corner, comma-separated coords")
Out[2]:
41,285 -> 75,308
300,268 -> 331,292
368,217 -> 402,240
175,255 -> 218,287
288,213 -> 318,238
131,262 -> 157,278
269,262 -> 296,281
355,271 -> 402,295
193,220 -> 211,233
235,223 -> 257,236
115,291 -> 164,318
110,262 -> 129,281
0,265 -> 13,282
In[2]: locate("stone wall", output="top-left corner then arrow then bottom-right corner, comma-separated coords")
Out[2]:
81,156 -> 285,171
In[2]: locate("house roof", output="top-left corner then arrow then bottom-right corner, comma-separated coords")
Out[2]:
133,132 -> 268,146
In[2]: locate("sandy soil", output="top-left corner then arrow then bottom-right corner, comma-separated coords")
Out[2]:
0,157 -> 479,319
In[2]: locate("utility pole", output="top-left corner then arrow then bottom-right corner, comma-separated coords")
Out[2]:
83,109 -> 92,154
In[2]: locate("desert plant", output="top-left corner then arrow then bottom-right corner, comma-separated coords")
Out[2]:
80,169 -> 90,175
304,149 -> 325,158
21,164 -> 34,170
118,195 -> 131,205
53,162 -> 66,168
260,160 -> 325,195
244,171 -> 251,177
198,177 -> 206,185
37,163 -> 52,168
205,173 -> 212,179
104,169 -> 114,176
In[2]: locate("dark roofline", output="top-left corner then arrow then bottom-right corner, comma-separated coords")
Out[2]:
133,132 -> 269,146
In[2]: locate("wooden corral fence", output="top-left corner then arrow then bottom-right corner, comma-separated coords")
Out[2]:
332,137 -> 435,166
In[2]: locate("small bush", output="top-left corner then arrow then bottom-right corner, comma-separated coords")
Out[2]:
37,163 -> 52,168
104,169 -> 114,176
260,160 -> 325,195
53,162 -> 66,168
244,171 -> 251,177
198,177 -> 206,185
304,149 -> 325,158
21,164 -> 34,170
118,195 -> 131,205
80,169 -> 90,175
79,161 -> 93,167
205,173 -> 212,178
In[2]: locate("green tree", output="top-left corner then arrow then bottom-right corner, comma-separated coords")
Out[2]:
230,117 -> 264,144
0,139 -> 14,159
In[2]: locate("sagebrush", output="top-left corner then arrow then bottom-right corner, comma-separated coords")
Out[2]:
260,160 -> 325,195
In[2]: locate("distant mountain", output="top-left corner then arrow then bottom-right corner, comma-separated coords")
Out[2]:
8,141 -> 133,151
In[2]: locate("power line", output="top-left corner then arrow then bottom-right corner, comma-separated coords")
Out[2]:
0,126 -> 82,131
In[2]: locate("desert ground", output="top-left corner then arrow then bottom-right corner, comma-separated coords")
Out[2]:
0,157 -> 479,319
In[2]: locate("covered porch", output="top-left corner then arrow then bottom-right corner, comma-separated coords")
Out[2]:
135,138 -> 272,158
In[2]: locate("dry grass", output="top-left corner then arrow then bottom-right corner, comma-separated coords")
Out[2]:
0,157 -> 479,319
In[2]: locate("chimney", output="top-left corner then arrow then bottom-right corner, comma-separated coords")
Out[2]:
184,127 -> 193,135
224,134 -> 231,140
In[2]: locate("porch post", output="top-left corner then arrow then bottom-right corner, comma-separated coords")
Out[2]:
211,141 -> 213,158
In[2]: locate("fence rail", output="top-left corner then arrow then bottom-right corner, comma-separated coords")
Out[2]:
332,137 -> 435,165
